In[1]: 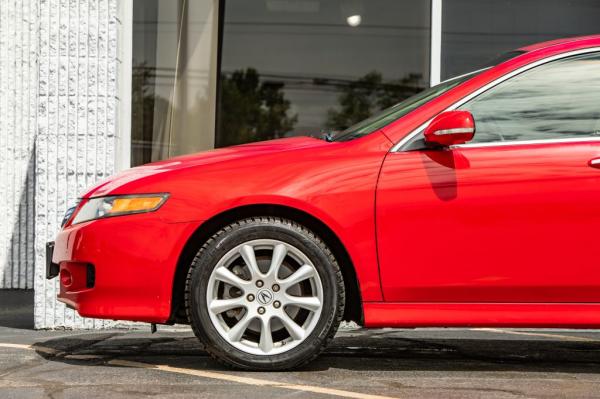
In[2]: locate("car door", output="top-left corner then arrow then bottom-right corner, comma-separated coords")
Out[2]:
376,50 -> 600,303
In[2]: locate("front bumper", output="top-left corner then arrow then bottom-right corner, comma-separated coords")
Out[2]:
48,214 -> 200,323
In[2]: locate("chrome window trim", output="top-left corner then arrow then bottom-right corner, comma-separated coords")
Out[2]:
439,66 -> 491,85
391,47 -> 600,153
433,127 -> 475,136
450,136 -> 600,150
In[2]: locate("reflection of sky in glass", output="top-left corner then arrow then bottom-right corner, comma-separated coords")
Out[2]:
461,53 -> 600,143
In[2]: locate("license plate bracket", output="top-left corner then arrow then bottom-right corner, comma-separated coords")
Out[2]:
46,242 -> 59,279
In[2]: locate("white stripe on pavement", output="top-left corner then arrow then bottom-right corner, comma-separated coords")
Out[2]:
0,342 -> 61,355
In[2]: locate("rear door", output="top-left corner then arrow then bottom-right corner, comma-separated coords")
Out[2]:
377,50 -> 600,303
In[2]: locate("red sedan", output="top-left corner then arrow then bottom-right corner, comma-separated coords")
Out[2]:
48,35 -> 600,370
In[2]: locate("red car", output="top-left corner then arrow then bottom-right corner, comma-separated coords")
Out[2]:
48,35 -> 600,370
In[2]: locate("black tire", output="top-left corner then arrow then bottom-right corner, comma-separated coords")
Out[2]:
185,216 -> 345,370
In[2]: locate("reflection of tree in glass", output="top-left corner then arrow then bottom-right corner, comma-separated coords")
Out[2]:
131,62 -> 155,154
131,62 -> 169,165
326,71 -> 424,131
217,68 -> 297,147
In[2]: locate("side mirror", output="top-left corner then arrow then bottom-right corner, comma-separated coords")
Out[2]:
423,110 -> 475,147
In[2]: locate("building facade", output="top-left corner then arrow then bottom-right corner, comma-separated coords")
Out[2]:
1,0 -> 599,328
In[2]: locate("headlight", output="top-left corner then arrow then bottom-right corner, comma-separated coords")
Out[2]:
71,194 -> 169,225
61,204 -> 79,227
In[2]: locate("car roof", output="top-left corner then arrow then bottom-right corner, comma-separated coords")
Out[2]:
519,34 -> 600,52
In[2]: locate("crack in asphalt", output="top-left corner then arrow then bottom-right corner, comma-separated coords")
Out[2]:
0,358 -> 46,380
382,380 -> 529,398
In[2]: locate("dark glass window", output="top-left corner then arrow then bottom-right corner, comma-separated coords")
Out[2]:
442,0 -> 600,80
217,0 -> 431,147
459,52 -> 600,143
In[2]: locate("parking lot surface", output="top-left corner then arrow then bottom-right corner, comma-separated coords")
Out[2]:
2,325 -> 600,398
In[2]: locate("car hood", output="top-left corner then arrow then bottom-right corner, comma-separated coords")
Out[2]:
82,136 -> 330,198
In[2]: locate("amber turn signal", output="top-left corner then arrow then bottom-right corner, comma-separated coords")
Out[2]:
109,196 -> 166,214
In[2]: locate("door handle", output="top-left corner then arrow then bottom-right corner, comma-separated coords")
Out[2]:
589,158 -> 600,169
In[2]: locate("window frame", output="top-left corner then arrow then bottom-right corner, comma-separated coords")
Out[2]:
393,47 -> 600,152
117,0 -> 134,171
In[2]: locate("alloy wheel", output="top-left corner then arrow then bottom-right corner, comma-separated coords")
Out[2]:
205,239 -> 324,355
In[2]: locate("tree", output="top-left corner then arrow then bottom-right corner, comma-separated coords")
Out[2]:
131,62 -> 169,165
217,68 -> 297,147
326,71 -> 424,131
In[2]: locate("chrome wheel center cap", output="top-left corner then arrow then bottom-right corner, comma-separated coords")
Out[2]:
257,289 -> 274,305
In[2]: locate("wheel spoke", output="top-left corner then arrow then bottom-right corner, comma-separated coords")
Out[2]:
228,312 -> 254,342
259,317 -> 274,353
214,267 -> 249,289
285,295 -> 321,312
280,264 -> 315,289
278,313 -> 305,341
209,297 -> 245,314
240,245 -> 262,279
266,243 -> 287,278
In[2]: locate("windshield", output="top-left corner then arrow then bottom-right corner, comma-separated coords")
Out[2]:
332,70 -> 483,142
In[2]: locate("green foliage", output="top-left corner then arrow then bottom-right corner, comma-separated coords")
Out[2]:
131,62 -> 169,165
131,62 -> 156,144
218,68 -> 298,147
326,71 -> 424,131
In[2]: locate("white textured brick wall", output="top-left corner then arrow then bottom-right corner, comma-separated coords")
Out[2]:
0,0 -> 38,290
34,0 -> 120,329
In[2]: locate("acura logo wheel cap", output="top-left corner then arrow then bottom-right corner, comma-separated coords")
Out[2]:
257,289 -> 274,305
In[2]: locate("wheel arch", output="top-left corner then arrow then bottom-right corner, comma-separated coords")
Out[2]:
168,204 -> 363,325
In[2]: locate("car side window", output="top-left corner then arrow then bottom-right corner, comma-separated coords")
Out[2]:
459,52 -> 600,144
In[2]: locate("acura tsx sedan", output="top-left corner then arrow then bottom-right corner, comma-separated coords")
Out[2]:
48,35 -> 600,370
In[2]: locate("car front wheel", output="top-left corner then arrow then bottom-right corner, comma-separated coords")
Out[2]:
185,217 -> 345,370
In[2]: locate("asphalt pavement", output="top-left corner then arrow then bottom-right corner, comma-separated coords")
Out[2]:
2,324 -> 600,398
